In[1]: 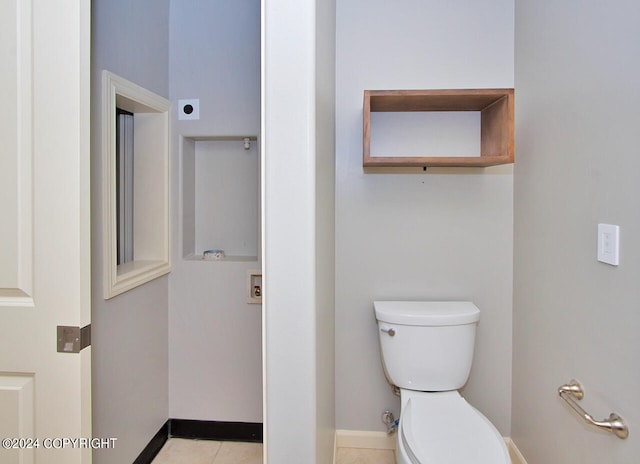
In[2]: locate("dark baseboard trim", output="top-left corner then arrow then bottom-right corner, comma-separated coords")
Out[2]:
133,419 -> 263,463
170,419 -> 263,443
132,421 -> 169,464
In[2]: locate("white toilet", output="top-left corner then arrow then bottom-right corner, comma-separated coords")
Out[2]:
374,301 -> 510,464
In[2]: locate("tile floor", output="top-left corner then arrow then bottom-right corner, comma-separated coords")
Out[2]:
151,438 -> 396,464
151,439 -> 262,464
152,437 -> 524,464
335,447 -> 395,464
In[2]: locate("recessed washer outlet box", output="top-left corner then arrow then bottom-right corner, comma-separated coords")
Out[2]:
178,99 -> 200,120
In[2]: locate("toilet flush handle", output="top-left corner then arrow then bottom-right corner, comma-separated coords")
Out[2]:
381,327 -> 396,337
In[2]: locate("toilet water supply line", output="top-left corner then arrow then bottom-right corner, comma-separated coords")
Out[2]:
382,410 -> 398,434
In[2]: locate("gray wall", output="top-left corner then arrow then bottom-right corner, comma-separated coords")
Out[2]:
512,0 -> 640,461
91,1 -> 170,463
168,0 -> 262,423
335,0 -> 515,434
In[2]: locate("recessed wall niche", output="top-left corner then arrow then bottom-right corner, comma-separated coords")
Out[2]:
182,136 -> 260,261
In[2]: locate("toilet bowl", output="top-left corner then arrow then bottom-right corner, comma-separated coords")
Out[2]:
374,301 -> 510,464
396,390 -> 509,464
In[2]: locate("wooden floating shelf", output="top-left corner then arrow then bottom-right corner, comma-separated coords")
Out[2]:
363,89 -> 514,168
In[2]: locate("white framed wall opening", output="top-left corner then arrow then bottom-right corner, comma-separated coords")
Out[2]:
102,70 -> 171,299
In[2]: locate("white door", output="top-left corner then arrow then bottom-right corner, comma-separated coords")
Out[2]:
0,1 -> 91,463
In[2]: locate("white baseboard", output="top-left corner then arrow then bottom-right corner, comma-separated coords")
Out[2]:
335,430 -> 528,464
505,437 -> 528,464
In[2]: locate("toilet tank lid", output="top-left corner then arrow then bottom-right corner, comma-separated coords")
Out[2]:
374,301 -> 480,326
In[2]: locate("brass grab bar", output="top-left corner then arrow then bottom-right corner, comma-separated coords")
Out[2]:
558,380 -> 628,439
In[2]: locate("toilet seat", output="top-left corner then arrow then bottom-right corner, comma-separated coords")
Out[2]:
400,391 -> 510,464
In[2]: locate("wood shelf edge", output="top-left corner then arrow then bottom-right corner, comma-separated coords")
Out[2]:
363,155 -> 513,168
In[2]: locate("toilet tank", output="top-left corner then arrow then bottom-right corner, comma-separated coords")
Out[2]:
374,301 -> 480,392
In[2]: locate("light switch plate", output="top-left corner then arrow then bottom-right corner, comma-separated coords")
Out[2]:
597,223 -> 619,266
